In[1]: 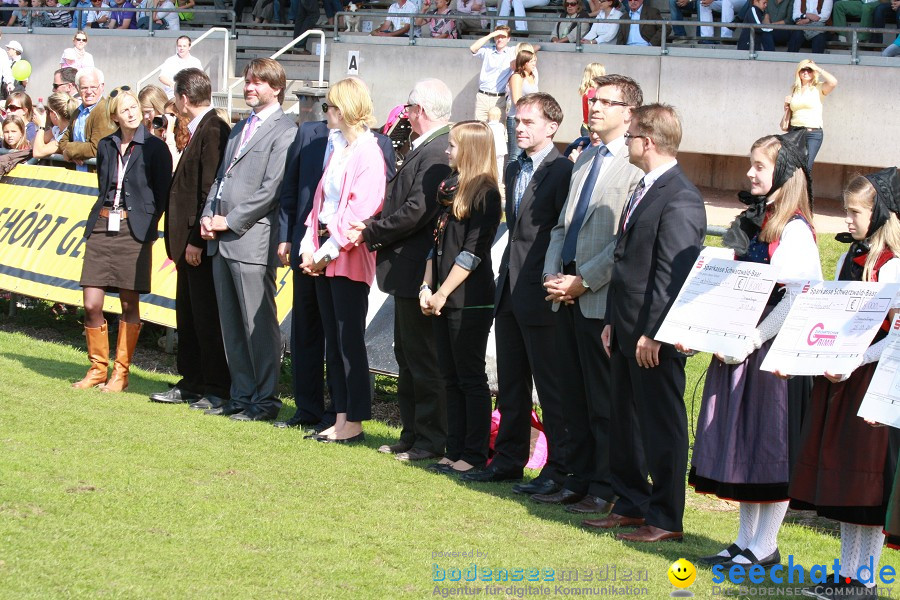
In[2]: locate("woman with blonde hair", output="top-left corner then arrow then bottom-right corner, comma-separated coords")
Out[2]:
299,77 -> 386,444
31,92 -> 79,158
680,132 -> 821,568
790,168 -> 900,598
138,84 -> 168,131
420,121 -> 502,475
73,86 -> 172,392
781,59 -> 837,174
577,62 -> 605,136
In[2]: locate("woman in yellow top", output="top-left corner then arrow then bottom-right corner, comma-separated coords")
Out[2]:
782,59 -> 837,175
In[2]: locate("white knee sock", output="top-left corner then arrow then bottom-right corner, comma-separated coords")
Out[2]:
840,522 -> 862,580
855,525 -> 885,588
733,502 -> 760,551
735,501 -> 787,564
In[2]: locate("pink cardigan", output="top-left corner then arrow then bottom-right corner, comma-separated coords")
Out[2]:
305,132 -> 386,285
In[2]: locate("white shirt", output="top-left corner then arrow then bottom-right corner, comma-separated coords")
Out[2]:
583,8 -> 622,43
771,218 -> 823,288
626,5 -> 651,45
474,45 -> 516,94
159,53 -> 203,97
411,123 -> 444,151
386,0 -> 418,32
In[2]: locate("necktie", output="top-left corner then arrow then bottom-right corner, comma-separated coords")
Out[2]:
513,155 -> 533,219
561,145 -> 610,265
622,177 -> 647,231
234,112 -> 260,159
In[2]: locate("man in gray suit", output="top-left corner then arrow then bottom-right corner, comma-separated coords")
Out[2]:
536,74 -> 644,513
199,58 -> 295,422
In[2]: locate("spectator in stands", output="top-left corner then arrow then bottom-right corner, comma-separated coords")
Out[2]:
291,0 -> 318,54
884,32 -> 900,54
46,0 -> 75,25
2,114 -> 29,149
873,0 -> 898,44
5,92 -> 37,144
737,0 -> 774,49
86,0 -> 111,27
74,86 -> 172,393
506,49 -> 537,162
470,26 -> 516,122
59,66 -> 116,170
698,0 -> 747,40
158,37 -> 201,98
499,0 -> 550,32
832,0 -> 880,42
416,0 -> 458,38
551,0 -> 589,42
787,0 -> 831,52
53,67 -> 79,98
31,91 -> 78,158
137,0 -> 179,29
576,62 -> 604,136
782,59 -> 836,172
669,0 -> 696,37
617,0 -> 662,45
456,0 -> 486,34
6,0 -> 34,27
581,0 -> 622,44
109,0 -> 137,28
251,0 -> 275,23
0,0 -> 15,24
60,32 -> 94,69
371,0 -> 418,36
138,84 -> 167,129
762,0 -> 793,44
72,0 -> 92,29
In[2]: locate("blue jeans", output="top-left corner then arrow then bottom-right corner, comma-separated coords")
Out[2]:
323,0 -> 342,18
668,0 -> 696,36
803,128 -> 823,173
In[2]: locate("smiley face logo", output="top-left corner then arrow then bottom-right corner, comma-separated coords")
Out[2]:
668,558 -> 696,589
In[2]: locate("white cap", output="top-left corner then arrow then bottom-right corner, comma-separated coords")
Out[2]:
6,41 -> 23,54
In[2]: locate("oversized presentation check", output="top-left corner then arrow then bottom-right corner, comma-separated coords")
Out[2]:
858,314 -> 900,428
655,252 -> 779,356
760,281 -> 900,376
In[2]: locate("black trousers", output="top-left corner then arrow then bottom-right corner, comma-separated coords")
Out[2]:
555,301 -> 613,499
315,275 -> 371,422
290,268 -> 334,424
492,288 -> 570,482
432,306 -> 493,467
175,254 -> 230,398
609,349 -> 688,533
394,296 -> 446,455
293,0 -> 320,50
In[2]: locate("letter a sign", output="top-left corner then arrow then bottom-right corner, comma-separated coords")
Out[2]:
347,51 -> 359,75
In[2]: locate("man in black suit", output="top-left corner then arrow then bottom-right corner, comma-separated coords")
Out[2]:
461,93 -> 572,491
350,79 -> 453,462
150,68 -> 232,409
274,117 -> 396,430
586,104 -> 705,543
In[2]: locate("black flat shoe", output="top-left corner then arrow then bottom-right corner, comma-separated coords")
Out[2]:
698,543 -> 743,566
427,462 -> 456,474
722,548 -> 781,569
316,432 -> 365,444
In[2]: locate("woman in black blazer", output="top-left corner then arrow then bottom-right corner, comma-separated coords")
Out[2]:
73,86 -> 172,393
420,121 -> 502,474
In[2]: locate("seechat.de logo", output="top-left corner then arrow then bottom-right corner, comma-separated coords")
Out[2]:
668,559 -> 697,597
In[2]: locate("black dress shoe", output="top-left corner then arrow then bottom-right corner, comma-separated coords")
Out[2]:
189,395 -> 228,410
317,432 -> 365,444
531,488 -> 585,505
565,495 -> 614,514
513,478 -> 561,496
698,544 -> 743,566
460,467 -> 523,483
273,414 -> 319,428
149,386 -> 202,404
722,548 -> 781,569
204,404 -> 244,416
231,409 -> 278,422
427,462 -> 456,474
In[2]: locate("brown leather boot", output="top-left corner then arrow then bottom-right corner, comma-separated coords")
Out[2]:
72,321 -> 109,389
102,320 -> 142,393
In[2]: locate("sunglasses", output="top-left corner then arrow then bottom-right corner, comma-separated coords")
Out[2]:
6,104 -> 23,111
321,102 -> 336,113
564,2 -> 578,6
75,37 -> 87,42
52,82 -> 67,90
109,85 -> 131,98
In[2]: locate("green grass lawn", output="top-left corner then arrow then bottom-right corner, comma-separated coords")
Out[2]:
2,235 -> 897,599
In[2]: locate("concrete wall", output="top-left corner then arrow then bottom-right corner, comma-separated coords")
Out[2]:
3,28 -> 232,103
328,37 -> 900,198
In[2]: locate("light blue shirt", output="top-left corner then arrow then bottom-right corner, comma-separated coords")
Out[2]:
72,101 -> 100,172
626,6 -> 651,46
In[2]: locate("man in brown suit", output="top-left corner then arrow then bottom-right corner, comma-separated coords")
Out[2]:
58,67 -> 116,169
149,68 -> 232,408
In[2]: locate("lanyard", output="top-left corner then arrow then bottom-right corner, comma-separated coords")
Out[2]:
113,143 -> 134,210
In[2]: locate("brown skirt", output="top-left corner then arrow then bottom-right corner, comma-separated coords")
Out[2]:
79,215 -> 154,293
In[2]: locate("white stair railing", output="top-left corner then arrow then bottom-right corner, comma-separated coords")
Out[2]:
136,27 -> 231,95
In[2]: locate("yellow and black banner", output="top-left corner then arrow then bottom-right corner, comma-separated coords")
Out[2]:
0,164 -> 295,329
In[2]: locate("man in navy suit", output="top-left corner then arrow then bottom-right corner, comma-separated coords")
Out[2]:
275,117 -> 395,429
586,104 -> 705,543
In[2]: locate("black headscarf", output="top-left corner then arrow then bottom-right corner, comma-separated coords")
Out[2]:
722,131 -> 813,255
835,167 -> 900,268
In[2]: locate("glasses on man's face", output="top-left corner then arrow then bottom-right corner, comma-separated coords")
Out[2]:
108,85 -> 131,98
588,97 -> 629,109
623,132 -> 647,142
52,82 -> 66,90
403,103 -> 419,113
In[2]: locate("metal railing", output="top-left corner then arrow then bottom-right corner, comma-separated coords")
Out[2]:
136,26 -> 232,96
5,5 -> 238,37
224,28 -> 327,118
331,9 -> 898,63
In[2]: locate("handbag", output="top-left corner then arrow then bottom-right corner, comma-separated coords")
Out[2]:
779,103 -> 792,132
